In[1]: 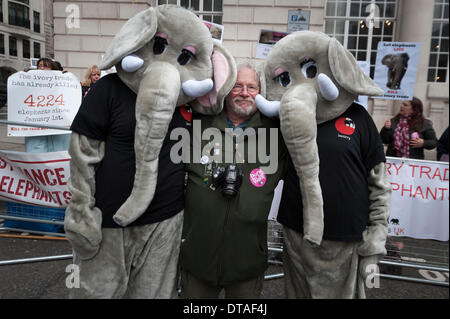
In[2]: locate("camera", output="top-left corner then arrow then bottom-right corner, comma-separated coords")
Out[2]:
211,164 -> 243,198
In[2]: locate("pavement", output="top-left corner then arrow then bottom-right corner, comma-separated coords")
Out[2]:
0,110 -> 448,300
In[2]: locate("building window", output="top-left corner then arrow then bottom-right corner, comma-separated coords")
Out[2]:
9,36 -> 17,56
0,34 -> 5,55
0,0 -> 3,23
23,39 -> 30,58
428,0 -> 449,82
33,11 -> 40,33
33,41 -> 40,59
157,0 -> 223,24
8,1 -> 30,29
324,0 -> 397,78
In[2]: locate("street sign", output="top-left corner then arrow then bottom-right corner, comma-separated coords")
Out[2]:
287,9 -> 310,33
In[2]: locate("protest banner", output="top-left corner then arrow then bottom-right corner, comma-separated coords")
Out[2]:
0,150 -> 71,208
267,157 -> 448,241
7,70 -> 81,137
255,30 -> 288,60
386,157 -> 449,241
373,42 -> 421,100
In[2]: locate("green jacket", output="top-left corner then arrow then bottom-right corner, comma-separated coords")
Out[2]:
180,109 -> 286,286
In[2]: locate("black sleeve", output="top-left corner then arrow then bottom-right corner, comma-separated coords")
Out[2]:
437,127 -> 449,160
70,76 -> 113,141
379,125 -> 393,145
362,111 -> 386,173
422,119 -> 438,150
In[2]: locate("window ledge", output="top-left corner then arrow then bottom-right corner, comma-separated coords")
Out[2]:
427,82 -> 449,99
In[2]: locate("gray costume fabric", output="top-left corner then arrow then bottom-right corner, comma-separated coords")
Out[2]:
282,162 -> 391,299
69,211 -> 183,299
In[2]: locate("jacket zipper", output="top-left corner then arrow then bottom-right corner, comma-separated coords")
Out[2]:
217,199 -> 231,282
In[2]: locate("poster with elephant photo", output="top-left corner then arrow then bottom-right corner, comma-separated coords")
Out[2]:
373,42 -> 421,100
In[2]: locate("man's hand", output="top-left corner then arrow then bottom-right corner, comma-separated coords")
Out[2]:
384,119 -> 391,129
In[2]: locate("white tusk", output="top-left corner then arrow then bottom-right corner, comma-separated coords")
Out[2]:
318,73 -> 339,101
182,79 -> 214,97
255,94 -> 280,118
121,54 -> 144,72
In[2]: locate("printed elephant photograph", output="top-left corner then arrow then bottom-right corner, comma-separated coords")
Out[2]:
381,53 -> 410,90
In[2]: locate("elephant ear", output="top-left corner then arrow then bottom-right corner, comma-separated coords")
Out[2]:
191,42 -> 237,115
328,37 -> 383,96
99,7 -> 157,70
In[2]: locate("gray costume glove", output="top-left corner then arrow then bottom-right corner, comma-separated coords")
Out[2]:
358,254 -> 383,281
358,162 -> 392,259
64,133 -> 105,260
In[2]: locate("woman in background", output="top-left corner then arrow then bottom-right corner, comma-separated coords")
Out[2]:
81,65 -> 101,98
380,97 -> 437,159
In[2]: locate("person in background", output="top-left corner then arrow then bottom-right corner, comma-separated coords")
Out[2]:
81,65 -> 101,98
380,97 -> 437,160
437,127 -> 449,162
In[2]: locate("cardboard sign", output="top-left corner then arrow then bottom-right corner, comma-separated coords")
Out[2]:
7,70 -> 81,137
255,30 -> 289,60
203,21 -> 224,44
373,42 -> 421,100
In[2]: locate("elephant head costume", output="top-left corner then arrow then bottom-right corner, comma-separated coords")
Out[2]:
256,31 -> 383,245
98,5 -> 236,226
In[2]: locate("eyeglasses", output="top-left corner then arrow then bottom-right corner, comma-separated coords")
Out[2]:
231,84 -> 259,94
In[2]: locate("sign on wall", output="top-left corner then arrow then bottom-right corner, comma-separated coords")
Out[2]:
0,150 -> 72,208
7,70 -> 81,137
373,42 -> 421,100
287,9 -> 310,33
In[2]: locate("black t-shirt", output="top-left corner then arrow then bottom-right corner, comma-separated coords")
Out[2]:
277,103 -> 386,241
70,73 -> 190,227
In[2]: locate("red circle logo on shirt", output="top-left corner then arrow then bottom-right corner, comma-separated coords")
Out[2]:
335,117 -> 356,135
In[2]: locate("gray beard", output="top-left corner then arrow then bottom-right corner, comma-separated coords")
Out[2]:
229,98 -> 256,117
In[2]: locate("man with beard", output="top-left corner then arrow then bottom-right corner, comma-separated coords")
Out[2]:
179,62 -> 286,298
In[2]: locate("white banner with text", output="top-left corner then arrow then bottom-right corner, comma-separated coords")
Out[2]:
0,150 -> 71,208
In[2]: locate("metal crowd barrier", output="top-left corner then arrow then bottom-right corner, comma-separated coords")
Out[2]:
267,220 -> 449,286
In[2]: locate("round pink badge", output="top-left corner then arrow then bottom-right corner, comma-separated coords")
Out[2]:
249,169 -> 267,188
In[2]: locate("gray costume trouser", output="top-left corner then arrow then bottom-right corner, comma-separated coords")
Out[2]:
283,226 -> 366,299
69,211 -> 183,299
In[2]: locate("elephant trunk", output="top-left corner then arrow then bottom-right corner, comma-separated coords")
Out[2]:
279,84 -> 324,246
113,62 -> 181,226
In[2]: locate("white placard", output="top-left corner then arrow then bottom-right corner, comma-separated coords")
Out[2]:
7,70 -> 81,137
0,150 -> 72,208
386,157 -> 449,241
373,42 -> 421,100
255,30 -> 289,60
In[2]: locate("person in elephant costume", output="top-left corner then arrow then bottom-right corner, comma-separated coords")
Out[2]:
255,31 -> 392,299
64,5 -> 236,299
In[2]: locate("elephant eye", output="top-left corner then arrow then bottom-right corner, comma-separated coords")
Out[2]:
300,58 -> 317,79
274,71 -> 291,87
177,49 -> 196,66
153,36 -> 168,55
